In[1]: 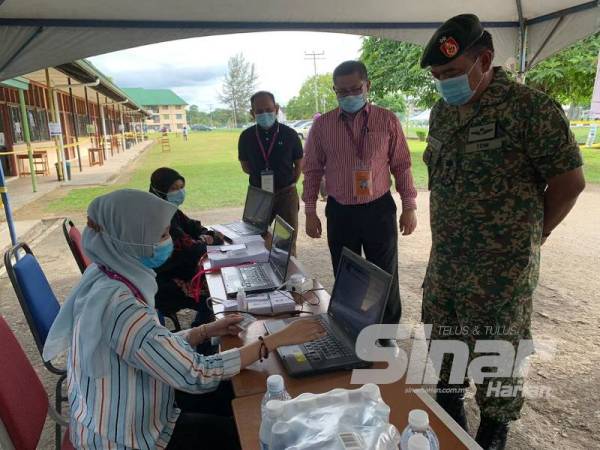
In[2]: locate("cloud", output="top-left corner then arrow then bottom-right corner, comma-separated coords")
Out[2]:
111,64 -> 226,89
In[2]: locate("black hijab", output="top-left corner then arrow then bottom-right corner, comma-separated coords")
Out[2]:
149,167 -> 185,200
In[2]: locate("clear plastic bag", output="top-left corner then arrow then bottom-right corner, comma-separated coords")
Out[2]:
264,384 -> 401,450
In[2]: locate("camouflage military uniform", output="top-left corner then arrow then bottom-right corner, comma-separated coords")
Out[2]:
422,68 -> 583,421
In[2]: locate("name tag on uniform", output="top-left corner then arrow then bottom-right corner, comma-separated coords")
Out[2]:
468,123 -> 496,142
465,137 -> 504,153
427,134 -> 443,150
260,169 -> 274,193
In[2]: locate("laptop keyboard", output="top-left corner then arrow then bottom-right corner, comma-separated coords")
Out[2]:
240,265 -> 271,289
303,317 -> 354,362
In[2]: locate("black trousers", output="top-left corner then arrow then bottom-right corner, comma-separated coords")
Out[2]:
167,383 -> 241,450
325,191 -> 401,324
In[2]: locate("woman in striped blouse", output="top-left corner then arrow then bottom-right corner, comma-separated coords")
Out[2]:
43,189 -> 325,450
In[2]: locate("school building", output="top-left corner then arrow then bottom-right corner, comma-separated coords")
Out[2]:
0,59 -> 149,180
121,88 -> 188,133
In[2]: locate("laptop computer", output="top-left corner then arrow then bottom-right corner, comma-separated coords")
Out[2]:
221,215 -> 294,296
264,247 -> 392,377
212,186 -> 274,240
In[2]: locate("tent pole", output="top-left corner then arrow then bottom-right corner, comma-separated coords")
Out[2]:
0,163 -> 18,246
527,17 -> 565,69
17,89 -> 37,192
515,0 -> 527,83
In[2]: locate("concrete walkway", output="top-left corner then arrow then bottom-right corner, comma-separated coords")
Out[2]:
0,139 -> 154,255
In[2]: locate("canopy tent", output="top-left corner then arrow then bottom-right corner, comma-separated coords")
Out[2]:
0,1 -> 598,82
0,1 -> 598,248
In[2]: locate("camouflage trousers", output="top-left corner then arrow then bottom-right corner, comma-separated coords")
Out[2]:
422,259 -> 534,422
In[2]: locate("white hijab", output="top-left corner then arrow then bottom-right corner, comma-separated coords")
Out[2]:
43,189 -> 177,377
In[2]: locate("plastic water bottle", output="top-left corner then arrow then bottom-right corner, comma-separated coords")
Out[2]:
236,287 -> 246,311
261,375 -> 291,419
400,410 -> 439,450
259,399 -> 284,450
407,434 -> 431,450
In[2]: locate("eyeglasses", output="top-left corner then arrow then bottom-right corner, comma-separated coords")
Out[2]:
333,83 -> 364,97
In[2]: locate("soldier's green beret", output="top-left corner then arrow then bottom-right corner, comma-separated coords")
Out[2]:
420,14 -> 485,68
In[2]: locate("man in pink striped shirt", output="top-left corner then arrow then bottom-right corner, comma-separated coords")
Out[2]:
302,60 -> 417,326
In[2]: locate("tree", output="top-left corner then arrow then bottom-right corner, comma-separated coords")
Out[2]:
186,105 -> 211,126
526,33 -> 600,107
361,37 -> 438,108
219,53 -> 258,127
372,92 -> 407,115
286,73 -> 338,120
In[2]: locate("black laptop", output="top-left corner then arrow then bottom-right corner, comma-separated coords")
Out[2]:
221,215 -> 294,296
264,247 -> 392,377
212,185 -> 274,239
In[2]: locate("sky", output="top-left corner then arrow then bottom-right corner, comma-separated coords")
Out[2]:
90,32 -> 363,112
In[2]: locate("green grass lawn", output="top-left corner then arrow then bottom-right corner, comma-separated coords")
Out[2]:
46,130 -> 597,214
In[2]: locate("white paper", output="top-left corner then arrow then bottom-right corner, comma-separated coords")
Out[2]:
49,121 -> 62,136
207,244 -> 246,253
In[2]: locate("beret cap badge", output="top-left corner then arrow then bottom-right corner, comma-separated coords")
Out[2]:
439,36 -> 459,58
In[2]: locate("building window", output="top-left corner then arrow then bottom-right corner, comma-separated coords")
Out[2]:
162,114 -> 170,120
153,115 -> 160,123
27,108 -> 50,142
8,105 -> 24,144
176,114 -> 183,120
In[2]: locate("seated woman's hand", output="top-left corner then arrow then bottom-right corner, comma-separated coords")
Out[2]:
206,314 -> 244,337
201,235 -> 215,245
267,318 -> 326,348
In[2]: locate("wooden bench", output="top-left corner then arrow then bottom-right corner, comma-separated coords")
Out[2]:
16,151 -> 50,176
88,147 -> 104,167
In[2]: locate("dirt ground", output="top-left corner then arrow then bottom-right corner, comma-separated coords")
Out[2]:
1,182 -> 599,449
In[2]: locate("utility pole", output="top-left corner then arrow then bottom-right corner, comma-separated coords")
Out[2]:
304,50 -> 325,114
208,104 -> 214,128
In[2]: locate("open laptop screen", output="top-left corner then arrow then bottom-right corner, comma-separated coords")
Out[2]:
242,186 -> 273,228
328,248 -> 391,340
269,216 -> 294,282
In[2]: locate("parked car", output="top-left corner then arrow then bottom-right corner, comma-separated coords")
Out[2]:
191,124 -> 212,131
293,120 -> 313,140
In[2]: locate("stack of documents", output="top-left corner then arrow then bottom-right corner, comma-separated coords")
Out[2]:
207,241 -> 269,268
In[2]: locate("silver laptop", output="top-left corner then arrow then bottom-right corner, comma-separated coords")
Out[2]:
264,247 -> 392,377
212,186 -> 274,240
221,215 -> 294,296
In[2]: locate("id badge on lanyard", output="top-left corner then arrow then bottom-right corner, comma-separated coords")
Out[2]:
256,126 -> 279,193
344,113 -> 372,197
261,169 -> 275,193
353,166 -> 373,197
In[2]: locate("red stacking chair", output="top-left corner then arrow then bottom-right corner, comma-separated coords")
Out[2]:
0,316 -> 74,450
62,218 -> 92,273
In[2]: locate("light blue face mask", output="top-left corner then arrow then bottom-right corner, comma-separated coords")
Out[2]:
337,94 -> 367,113
256,112 -> 277,129
435,58 -> 482,106
140,237 -> 173,269
166,188 -> 185,207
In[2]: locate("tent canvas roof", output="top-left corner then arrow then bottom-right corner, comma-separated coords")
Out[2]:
0,1 -> 598,82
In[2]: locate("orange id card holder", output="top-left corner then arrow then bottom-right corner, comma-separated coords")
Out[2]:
353,168 -> 373,197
